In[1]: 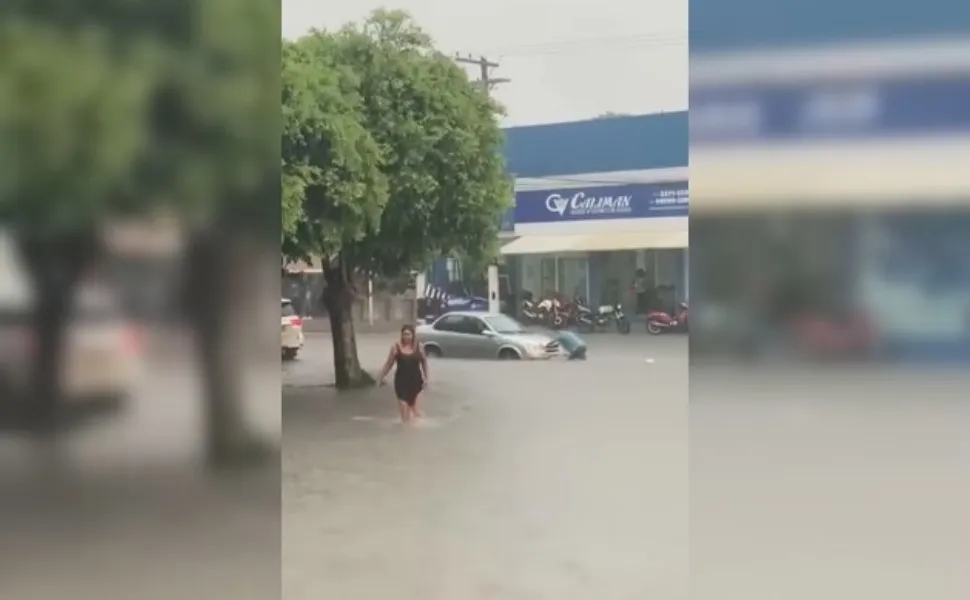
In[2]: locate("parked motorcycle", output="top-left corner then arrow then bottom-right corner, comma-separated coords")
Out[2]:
574,300 -> 631,334
521,294 -> 566,328
538,296 -> 567,328
646,302 -> 689,335
790,310 -> 875,358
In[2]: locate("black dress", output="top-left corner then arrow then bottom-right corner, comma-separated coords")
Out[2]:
393,345 -> 424,406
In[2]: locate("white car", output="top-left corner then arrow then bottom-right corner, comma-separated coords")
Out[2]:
0,234 -> 143,415
60,287 -> 144,405
281,298 -> 304,360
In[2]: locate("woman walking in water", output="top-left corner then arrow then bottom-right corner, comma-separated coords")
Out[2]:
378,324 -> 429,424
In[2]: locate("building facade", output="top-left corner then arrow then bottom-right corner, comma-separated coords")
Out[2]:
691,7 -> 970,361
497,112 -> 688,316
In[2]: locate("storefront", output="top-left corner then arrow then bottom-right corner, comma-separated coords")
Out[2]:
418,111 -> 689,316
500,178 -> 688,314
691,37 -> 970,361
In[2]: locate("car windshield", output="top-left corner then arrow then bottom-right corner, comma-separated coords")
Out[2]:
483,314 -> 524,334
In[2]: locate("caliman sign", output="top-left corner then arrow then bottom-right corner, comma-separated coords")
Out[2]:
545,191 -> 632,217
691,72 -> 970,144
514,182 -> 687,224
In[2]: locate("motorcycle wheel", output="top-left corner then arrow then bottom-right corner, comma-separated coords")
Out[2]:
552,314 -> 564,328
616,318 -> 631,335
646,321 -> 663,335
576,320 -> 594,333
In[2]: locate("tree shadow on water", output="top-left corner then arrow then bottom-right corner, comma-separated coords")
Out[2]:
283,384 -> 391,429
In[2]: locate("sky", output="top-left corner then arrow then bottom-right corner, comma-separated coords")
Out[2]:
282,0 -> 687,126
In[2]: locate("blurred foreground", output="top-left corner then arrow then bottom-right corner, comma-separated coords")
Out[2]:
689,3 -> 970,599
0,1 -> 281,596
0,228 -> 281,599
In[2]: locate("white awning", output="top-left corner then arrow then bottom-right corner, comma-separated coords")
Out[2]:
500,234 -> 587,255
690,136 -> 970,213
576,230 -> 688,251
501,230 -> 688,255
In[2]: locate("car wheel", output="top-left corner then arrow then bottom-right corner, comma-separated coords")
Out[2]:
423,344 -> 443,358
498,348 -> 520,360
282,347 -> 299,361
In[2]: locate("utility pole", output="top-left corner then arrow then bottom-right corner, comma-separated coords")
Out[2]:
453,54 -> 508,314
454,54 -> 509,92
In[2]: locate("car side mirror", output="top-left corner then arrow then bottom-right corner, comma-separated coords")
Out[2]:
481,329 -> 497,337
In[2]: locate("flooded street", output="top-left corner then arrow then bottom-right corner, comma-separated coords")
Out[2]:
283,333 -> 688,600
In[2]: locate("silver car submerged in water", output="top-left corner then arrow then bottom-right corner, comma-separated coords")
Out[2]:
416,311 -> 560,360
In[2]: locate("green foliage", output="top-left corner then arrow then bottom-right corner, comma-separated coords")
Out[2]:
281,35 -> 387,261
0,21 -> 155,232
0,0 -> 279,236
283,9 -> 512,275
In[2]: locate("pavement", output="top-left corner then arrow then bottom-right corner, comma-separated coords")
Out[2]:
283,331 -> 690,600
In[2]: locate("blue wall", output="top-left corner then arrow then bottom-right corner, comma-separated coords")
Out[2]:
502,112 -> 688,178
691,0 -> 970,53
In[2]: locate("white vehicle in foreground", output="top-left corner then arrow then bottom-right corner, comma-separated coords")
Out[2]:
281,299 -> 304,360
0,233 -> 143,422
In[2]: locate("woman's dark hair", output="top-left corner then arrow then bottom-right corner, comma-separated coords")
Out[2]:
400,324 -> 415,339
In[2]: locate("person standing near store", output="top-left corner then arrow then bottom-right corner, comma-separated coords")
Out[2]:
632,268 -> 650,315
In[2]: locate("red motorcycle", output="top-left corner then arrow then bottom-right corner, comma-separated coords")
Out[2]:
646,302 -> 689,335
790,310 -> 875,358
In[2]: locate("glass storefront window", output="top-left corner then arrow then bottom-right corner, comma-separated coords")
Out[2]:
858,213 -> 970,340
654,249 -> 680,288
557,255 -> 589,302
539,257 -> 556,296
596,250 -> 637,309
510,248 -> 686,310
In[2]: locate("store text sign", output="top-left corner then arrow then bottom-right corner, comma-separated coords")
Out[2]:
514,182 -> 687,223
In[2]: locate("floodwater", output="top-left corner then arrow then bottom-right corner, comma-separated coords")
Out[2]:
283,333 -> 689,600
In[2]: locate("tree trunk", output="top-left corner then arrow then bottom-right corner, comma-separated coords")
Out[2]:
17,233 -> 97,432
323,262 -> 373,389
184,231 -> 274,468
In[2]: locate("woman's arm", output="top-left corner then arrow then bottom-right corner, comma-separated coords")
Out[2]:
378,344 -> 397,384
419,351 -> 430,386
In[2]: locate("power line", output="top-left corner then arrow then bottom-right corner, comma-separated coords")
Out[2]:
454,54 -> 510,91
471,32 -> 687,58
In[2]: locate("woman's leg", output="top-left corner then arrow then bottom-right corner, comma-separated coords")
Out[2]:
397,400 -> 410,423
409,392 -> 423,420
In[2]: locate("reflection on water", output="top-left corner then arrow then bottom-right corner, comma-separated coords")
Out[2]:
348,415 -> 455,429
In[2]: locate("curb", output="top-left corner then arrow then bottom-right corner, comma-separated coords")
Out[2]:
301,317 -> 417,335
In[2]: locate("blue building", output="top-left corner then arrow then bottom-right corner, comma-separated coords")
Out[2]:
496,112 -> 689,314
690,1 -> 970,361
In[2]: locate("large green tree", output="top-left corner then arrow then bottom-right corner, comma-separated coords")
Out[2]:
282,33 -> 387,387
0,1 -> 278,466
283,10 -> 511,388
